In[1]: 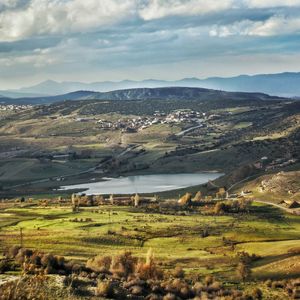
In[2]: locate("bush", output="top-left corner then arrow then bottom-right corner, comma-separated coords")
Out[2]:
0,259 -> 12,274
5,245 -> 21,258
236,262 -> 251,281
204,275 -> 214,286
86,255 -> 112,273
163,293 -> 176,300
136,249 -> 163,280
110,251 -> 137,279
172,266 -> 185,278
96,280 -> 115,297
252,288 -> 263,299
5,246 -> 71,276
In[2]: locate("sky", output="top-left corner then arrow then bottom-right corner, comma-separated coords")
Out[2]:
0,0 -> 300,89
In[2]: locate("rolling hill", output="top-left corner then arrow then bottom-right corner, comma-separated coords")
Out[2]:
0,87 -> 287,105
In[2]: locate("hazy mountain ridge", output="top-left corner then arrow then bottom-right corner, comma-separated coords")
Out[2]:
4,72 -> 300,98
0,87 -> 287,105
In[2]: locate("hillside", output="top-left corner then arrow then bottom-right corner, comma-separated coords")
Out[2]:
0,86 -> 287,105
86,87 -> 283,101
236,171 -> 300,205
0,93 -> 299,196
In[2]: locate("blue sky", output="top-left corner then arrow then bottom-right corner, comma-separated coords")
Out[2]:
0,0 -> 300,88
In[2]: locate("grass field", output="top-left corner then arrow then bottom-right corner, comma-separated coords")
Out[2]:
0,201 -> 299,282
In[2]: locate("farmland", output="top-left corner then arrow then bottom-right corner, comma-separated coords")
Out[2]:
0,197 -> 299,299
0,90 -> 300,299
0,96 -> 300,198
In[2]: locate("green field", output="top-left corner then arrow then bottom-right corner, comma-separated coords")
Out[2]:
0,201 -> 299,282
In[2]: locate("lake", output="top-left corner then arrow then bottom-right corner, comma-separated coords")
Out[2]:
60,173 -> 223,195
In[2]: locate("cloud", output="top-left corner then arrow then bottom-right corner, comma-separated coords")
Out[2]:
0,0 -> 135,41
210,15 -> 300,37
1,0 -> 300,88
2,0 -> 300,42
139,0 -> 234,20
245,0 -> 300,8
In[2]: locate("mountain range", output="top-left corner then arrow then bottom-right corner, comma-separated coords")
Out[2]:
1,72 -> 300,98
0,87 -> 287,106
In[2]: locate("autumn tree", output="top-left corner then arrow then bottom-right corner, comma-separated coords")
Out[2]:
178,193 -> 192,206
109,194 -> 114,205
193,191 -> 202,202
216,187 -> 226,199
134,193 -> 140,207
214,202 -> 225,215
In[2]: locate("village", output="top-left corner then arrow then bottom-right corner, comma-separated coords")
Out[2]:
0,104 -> 33,112
76,109 -> 206,133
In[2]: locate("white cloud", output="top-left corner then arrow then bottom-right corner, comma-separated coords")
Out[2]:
245,0 -> 300,8
2,0 -> 300,42
210,15 -> 300,37
139,0 -> 234,20
0,0 -> 135,41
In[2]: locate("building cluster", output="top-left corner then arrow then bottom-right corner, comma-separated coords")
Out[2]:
0,104 -> 33,111
95,109 -> 205,132
254,156 -> 298,171
265,158 -> 298,171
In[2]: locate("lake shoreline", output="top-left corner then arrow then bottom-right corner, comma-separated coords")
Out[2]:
59,172 -> 224,195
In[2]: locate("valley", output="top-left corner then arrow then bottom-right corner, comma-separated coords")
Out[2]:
0,88 -> 299,199
0,87 -> 300,299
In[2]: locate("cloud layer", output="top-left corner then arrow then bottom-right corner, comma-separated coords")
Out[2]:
0,0 -> 300,88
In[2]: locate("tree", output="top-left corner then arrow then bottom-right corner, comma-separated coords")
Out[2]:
134,193 -> 140,207
95,195 -> 104,205
236,262 -> 251,281
109,194 -> 114,205
71,194 -> 78,206
216,187 -> 226,199
178,193 -> 192,206
214,202 -> 225,215
193,191 -> 202,202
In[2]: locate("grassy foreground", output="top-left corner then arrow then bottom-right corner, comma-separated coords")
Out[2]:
0,201 -> 299,282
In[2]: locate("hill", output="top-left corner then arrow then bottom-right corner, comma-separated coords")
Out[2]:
0,90 -> 98,105
0,87 -> 287,105
86,87 -> 282,101
235,171 -> 300,205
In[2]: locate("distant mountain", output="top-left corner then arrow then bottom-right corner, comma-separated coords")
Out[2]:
0,91 -> 46,98
86,87 -> 282,101
0,87 -> 287,105
0,90 -> 98,105
200,72 -> 300,97
5,72 -> 300,97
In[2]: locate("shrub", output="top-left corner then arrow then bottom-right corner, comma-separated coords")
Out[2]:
41,254 -> 56,268
172,266 -> 185,278
110,251 -> 137,279
252,288 -> 263,300
163,293 -> 176,300
86,255 -> 112,273
0,259 -> 12,274
5,245 -> 21,258
96,280 -> 115,297
204,275 -> 214,286
237,251 -> 260,264
236,262 -> 251,281
130,285 -> 143,295
136,249 -> 163,280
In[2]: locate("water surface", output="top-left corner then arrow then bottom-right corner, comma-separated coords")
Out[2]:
60,173 -> 223,195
